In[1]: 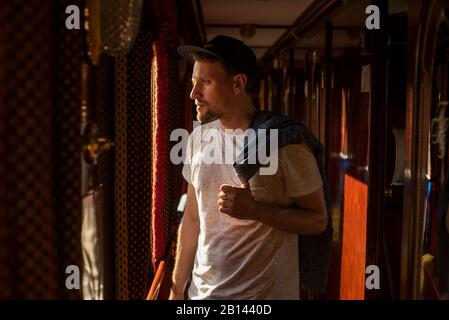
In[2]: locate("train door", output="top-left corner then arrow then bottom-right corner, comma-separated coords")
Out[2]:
402,0 -> 449,299
80,59 -> 115,300
380,12 -> 408,300
322,0 -> 408,300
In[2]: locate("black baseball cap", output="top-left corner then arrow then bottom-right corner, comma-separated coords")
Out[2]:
177,35 -> 257,78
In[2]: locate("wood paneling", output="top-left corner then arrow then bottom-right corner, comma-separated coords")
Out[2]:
340,174 -> 368,300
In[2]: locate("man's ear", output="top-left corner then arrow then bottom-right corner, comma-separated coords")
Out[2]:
233,74 -> 247,94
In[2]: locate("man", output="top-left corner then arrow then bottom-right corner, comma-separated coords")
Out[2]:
170,35 -> 329,300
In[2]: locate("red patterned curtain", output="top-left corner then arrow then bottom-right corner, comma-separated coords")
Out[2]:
148,0 -> 185,300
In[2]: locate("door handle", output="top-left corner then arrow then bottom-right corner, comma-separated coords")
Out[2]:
85,136 -> 114,164
384,187 -> 393,198
82,122 -> 114,165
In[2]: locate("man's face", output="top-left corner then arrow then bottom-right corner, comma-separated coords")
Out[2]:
190,60 -> 234,122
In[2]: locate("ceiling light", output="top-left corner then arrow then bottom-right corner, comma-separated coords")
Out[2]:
239,24 -> 256,39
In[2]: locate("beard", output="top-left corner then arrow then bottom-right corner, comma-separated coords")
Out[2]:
196,106 -> 222,123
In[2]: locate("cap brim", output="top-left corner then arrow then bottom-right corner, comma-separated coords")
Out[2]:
177,45 -> 225,62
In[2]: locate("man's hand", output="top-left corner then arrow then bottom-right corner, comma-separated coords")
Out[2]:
217,182 -> 259,220
219,182 -> 327,234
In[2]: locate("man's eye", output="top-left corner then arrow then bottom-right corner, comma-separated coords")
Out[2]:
202,80 -> 210,84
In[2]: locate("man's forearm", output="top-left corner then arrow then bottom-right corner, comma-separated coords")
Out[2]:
170,216 -> 199,296
253,201 -> 327,235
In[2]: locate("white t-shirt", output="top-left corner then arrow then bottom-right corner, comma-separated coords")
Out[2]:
182,119 -> 323,300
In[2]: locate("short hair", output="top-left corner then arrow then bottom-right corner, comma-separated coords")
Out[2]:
191,52 -> 255,93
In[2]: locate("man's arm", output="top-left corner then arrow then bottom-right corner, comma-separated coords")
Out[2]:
218,184 -> 327,235
169,183 -> 200,299
255,188 -> 327,234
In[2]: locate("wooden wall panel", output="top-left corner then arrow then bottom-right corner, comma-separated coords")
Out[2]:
340,174 -> 368,300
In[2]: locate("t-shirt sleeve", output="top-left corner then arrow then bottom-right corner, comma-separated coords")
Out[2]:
181,133 -> 193,185
279,143 -> 323,198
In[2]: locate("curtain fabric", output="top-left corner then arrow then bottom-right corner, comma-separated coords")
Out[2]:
114,27 -> 153,299
0,0 -> 83,299
148,0 -> 185,300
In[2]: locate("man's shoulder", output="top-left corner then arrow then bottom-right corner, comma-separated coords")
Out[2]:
253,111 -> 309,132
279,143 -> 313,158
254,110 -> 296,122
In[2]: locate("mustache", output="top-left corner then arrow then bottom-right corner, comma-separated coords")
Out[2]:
195,100 -> 208,106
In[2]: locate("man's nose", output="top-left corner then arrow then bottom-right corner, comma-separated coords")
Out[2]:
190,84 -> 201,100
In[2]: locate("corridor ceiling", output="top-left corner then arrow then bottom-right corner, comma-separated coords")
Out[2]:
200,0 -> 314,59
199,0 -> 408,62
